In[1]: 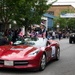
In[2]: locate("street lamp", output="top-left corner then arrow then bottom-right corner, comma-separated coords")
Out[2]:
56,23 -> 60,32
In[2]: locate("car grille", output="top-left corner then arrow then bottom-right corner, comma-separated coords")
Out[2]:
0,60 -> 4,65
14,61 -> 29,66
0,60 -> 28,66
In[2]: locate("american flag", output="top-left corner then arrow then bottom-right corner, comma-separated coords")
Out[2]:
19,31 -> 24,37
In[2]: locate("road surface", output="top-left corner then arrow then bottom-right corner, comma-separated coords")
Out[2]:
0,38 -> 75,75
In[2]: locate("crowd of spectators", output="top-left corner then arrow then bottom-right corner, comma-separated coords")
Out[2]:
0,23 -> 71,46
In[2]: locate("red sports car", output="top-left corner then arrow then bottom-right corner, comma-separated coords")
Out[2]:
0,37 -> 60,71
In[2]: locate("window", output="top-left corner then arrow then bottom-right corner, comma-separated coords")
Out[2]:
48,11 -> 54,15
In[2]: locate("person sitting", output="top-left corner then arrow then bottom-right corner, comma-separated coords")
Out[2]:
37,23 -> 46,38
29,29 -> 36,38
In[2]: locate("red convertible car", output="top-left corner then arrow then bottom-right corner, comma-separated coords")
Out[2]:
0,37 -> 60,71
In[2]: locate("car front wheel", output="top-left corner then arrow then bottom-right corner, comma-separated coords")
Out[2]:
56,48 -> 60,60
69,38 -> 72,43
39,54 -> 46,71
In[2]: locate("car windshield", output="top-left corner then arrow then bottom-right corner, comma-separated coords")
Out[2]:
13,37 -> 47,47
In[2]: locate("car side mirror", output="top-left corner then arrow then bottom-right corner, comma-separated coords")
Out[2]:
10,41 -> 13,45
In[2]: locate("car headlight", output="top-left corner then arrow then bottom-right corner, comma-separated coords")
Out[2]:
28,49 -> 40,57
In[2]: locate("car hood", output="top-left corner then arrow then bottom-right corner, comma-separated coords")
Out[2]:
0,45 -> 37,60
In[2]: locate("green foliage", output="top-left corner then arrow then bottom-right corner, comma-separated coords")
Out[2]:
53,17 -> 67,29
0,0 -> 57,30
67,18 -> 75,29
53,8 -> 75,30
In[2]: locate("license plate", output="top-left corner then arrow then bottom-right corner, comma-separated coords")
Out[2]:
4,61 -> 13,66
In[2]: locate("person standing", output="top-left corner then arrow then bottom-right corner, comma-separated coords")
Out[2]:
52,31 -> 56,40
58,31 -> 62,40
0,35 -> 9,45
12,29 -> 18,43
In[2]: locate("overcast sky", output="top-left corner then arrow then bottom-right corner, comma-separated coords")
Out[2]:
47,0 -> 75,7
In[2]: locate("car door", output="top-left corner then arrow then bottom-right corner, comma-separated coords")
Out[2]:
45,41 -> 52,62
50,44 -> 56,59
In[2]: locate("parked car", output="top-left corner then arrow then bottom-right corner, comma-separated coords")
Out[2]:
69,33 -> 75,43
0,37 -> 60,71
69,29 -> 75,43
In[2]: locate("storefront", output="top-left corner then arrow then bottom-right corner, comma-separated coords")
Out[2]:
41,13 -> 55,30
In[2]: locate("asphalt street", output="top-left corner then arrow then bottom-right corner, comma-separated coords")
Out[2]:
0,38 -> 75,75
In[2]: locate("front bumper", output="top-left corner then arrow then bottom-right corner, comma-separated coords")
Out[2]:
0,58 -> 41,69
70,37 -> 75,41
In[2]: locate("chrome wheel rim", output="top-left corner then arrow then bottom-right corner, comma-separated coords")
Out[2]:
57,49 -> 60,59
41,54 -> 46,70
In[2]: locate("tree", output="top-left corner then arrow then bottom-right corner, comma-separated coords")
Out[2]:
60,9 -> 75,30
15,0 -> 52,28
0,0 -> 57,30
53,8 -> 75,30
0,0 -> 20,30
53,17 -> 67,30
67,18 -> 75,29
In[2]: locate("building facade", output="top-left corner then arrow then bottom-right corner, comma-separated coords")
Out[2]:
42,13 -> 55,30
47,5 -> 75,17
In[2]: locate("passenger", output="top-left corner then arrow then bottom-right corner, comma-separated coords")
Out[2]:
37,23 -> 46,38
29,29 -> 36,38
